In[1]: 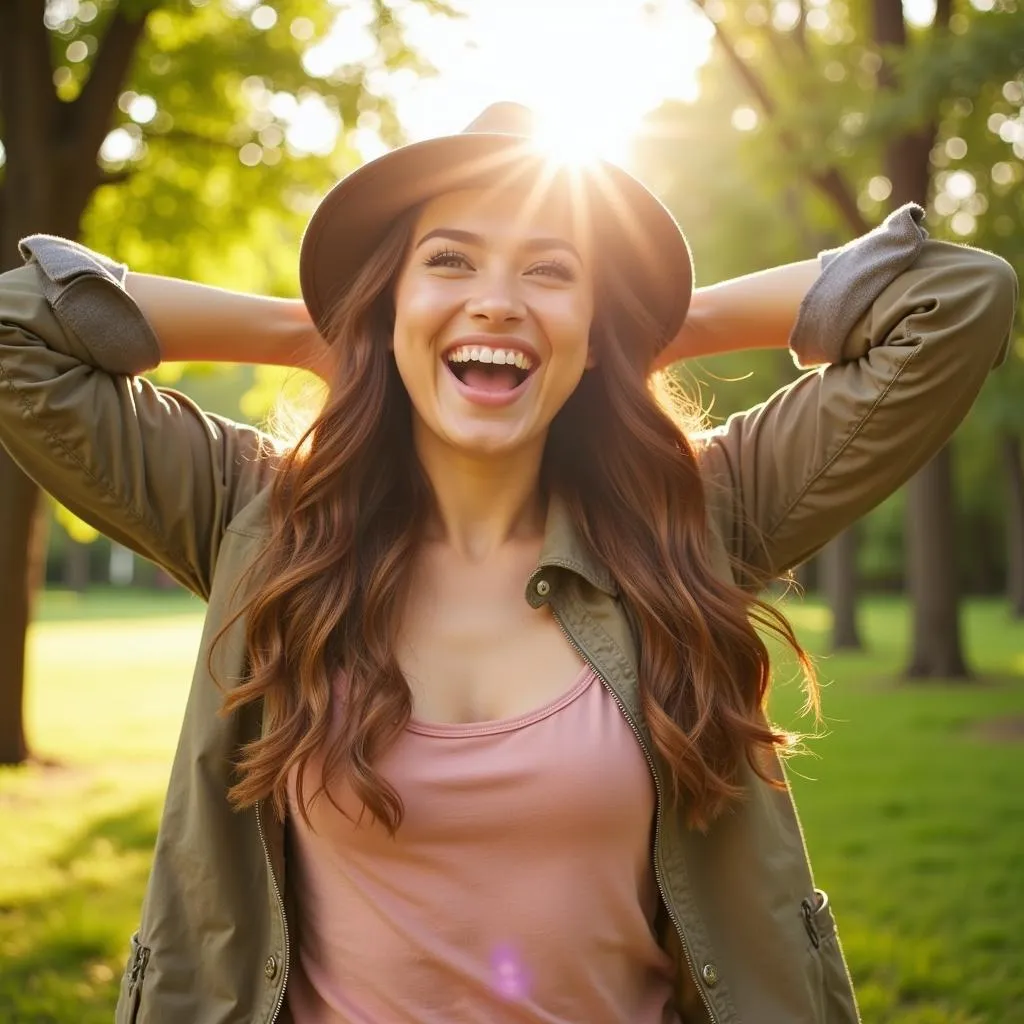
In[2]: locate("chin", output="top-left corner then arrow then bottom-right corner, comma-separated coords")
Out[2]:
434,414 -> 538,457
445,428 -> 531,457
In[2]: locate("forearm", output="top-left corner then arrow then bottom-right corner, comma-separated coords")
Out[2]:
652,258 -> 822,371
125,272 -> 328,376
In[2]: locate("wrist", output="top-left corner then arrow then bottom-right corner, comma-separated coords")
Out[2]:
283,300 -> 331,380
649,290 -> 714,371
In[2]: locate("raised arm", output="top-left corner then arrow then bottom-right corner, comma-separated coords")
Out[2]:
125,270 -> 329,376
0,236 -> 319,598
672,205 -> 1019,583
650,258 -> 821,369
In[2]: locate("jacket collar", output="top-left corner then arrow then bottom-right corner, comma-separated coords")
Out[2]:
526,491 -> 618,599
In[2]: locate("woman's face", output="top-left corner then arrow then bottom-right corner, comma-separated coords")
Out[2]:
392,185 -> 595,459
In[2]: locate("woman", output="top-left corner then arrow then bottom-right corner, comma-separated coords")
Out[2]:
0,102 -> 1016,1024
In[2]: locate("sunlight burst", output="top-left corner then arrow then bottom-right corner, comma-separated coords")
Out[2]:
391,0 -> 713,169
532,108 -> 611,168
290,1 -> 714,170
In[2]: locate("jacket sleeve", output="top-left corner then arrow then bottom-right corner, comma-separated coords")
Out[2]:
0,235 -> 276,599
697,204 -> 1019,583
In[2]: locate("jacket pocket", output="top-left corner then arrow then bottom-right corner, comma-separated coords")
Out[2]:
115,931 -> 151,1024
803,890 -> 861,1023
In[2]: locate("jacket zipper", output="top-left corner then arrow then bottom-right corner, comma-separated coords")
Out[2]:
552,608 -> 718,1024
127,940 -> 150,998
256,799 -> 291,1024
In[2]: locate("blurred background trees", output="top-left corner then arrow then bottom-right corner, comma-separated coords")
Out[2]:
0,0 -> 454,763
637,0 -> 1024,673
0,0 -> 1022,764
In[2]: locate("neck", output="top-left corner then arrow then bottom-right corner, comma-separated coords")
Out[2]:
413,422 -> 548,561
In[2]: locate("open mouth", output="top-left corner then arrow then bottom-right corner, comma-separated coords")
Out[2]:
444,345 -> 536,393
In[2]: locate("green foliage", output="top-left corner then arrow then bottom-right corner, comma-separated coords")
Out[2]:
3,0 -> 451,561
638,0 -> 1024,587
1,591 -> 1021,1022
40,0 -> 451,291
53,502 -> 100,545
0,0 -> 459,287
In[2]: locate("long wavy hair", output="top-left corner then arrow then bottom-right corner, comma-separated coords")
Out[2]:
218,202 -> 816,834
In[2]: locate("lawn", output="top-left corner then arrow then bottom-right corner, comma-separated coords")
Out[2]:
1,589 -> 1022,1023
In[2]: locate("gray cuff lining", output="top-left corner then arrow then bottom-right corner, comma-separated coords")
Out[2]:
790,203 -> 929,369
19,234 -> 161,375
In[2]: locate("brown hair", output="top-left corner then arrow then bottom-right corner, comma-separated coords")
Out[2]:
219,204 -> 815,834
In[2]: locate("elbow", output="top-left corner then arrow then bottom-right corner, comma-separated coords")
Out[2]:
966,250 -> 1019,367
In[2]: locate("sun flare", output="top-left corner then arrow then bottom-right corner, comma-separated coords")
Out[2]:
386,0 -> 714,170
300,1 -> 713,168
296,1 -> 714,169
531,108 -> 611,168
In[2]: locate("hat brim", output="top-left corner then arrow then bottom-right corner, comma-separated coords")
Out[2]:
299,133 -> 692,350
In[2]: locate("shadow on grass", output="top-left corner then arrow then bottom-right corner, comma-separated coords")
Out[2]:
49,801 -> 160,869
0,801 -> 160,1024
36,586 -> 205,624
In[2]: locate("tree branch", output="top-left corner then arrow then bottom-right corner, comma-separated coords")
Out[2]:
689,0 -> 870,234
696,4 -> 778,115
94,168 -> 134,188
794,0 -> 807,53
809,168 -> 870,236
147,127 -> 240,152
69,8 -> 151,164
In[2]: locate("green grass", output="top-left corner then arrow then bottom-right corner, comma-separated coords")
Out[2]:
1,590 -> 1022,1023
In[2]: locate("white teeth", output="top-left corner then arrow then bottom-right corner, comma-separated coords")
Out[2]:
445,346 -> 534,371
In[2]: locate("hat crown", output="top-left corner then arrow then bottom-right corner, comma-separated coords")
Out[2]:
461,102 -> 538,138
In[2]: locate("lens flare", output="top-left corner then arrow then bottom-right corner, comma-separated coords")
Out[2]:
490,943 -> 531,1001
532,108 -> 611,168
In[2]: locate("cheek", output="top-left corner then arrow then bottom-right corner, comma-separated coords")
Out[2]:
394,278 -> 460,337
545,296 -> 594,365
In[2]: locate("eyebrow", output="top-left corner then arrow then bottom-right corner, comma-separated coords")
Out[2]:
414,227 -> 582,262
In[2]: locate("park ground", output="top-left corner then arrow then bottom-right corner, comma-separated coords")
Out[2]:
0,590 -> 1022,1023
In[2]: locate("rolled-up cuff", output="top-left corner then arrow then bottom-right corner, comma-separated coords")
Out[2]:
790,203 -> 929,369
18,234 -> 161,375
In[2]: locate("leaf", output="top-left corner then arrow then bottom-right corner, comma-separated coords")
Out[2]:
54,503 -> 100,545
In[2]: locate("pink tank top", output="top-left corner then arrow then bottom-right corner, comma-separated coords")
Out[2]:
285,665 -> 677,1023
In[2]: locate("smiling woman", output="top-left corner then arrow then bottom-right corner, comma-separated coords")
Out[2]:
390,186 -> 594,449
0,72 -> 1017,1024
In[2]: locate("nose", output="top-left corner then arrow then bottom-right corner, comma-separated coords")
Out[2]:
464,272 -> 526,324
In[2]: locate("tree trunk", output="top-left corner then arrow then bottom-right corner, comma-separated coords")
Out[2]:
904,444 -> 970,678
820,527 -> 863,651
0,459 -> 46,762
871,0 -> 969,679
0,0 -> 149,763
63,539 -> 92,592
1003,432 -> 1024,619
0,0 -> 56,764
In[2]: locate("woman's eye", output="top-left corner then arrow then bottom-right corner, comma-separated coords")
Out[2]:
424,248 -> 471,270
528,259 -> 575,282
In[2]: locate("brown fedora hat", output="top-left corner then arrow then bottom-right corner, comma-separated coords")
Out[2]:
299,102 -> 692,349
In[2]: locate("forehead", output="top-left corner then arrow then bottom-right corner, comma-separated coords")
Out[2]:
412,181 -> 591,254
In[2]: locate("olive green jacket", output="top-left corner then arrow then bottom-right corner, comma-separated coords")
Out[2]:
0,208 -> 1016,1024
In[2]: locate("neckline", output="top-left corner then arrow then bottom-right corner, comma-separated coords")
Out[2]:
406,663 -> 595,738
